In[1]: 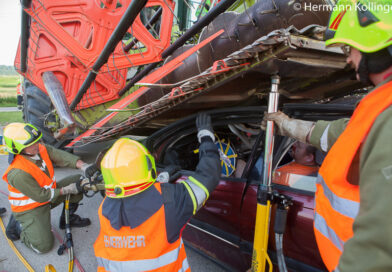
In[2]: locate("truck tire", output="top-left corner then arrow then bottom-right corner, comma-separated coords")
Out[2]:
23,83 -> 57,146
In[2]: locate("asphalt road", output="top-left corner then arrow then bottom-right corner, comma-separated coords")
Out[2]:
0,107 -> 20,112
0,142 -> 227,272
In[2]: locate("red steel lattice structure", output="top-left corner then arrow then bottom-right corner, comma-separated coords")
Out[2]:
14,0 -> 175,110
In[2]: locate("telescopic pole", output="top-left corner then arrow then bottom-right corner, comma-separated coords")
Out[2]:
251,75 -> 280,272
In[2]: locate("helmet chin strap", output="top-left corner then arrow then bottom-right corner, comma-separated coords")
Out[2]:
358,47 -> 392,85
357,55 -> 372,85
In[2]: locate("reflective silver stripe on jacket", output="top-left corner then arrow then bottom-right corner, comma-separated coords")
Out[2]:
178,257 -> 189,272
316,175 -> 359,219
314,212 -> 344,251
43,181 -> 56,189
97,240 -> 185,271
9,191 -> 25,198
9,198 -> 37,207
183,177 -> 208,211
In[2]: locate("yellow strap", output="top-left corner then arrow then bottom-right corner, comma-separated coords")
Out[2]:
180,181 -> 197,215
0,216 -> 35,272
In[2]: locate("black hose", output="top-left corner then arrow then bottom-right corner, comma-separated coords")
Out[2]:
20,0 -> 32,73
118,0 -> 238,96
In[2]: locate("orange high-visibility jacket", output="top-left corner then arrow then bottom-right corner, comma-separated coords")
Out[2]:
274,161 -> 319,187
314,80 -> 392,271
3,144 -> 56,213
94,183 -> 190,272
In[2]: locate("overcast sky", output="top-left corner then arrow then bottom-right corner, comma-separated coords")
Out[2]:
0,1 -> 21,66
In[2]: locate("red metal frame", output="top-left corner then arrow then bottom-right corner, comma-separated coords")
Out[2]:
66,29 -> 225,147
14,0 -> 175,110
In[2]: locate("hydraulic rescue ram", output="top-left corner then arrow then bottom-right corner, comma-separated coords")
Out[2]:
251,75 -> 280,272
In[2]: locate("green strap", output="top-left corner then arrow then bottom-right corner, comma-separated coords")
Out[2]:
180,181 -> 196,215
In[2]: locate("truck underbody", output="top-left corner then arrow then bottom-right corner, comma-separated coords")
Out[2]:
14,0 -> 365,148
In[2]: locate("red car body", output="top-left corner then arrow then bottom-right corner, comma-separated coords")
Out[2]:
146,104 -> 355,271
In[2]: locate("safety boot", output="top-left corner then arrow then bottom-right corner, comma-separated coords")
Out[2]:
59,203 -> 91,229
6,214 -> 22,241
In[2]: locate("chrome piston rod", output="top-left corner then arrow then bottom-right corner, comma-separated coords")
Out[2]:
262,75 -> 280,187
42,72 -> 75,139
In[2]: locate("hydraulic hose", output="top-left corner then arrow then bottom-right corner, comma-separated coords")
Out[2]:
274,193 -> 292,272
275,234 -> 287,272
0,214 -> 35,272
55,194 -> 74,272
65,195 -> 74,272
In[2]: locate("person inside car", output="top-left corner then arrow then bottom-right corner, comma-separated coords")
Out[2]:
263,1 -> 392,271
274,142 -> 319,190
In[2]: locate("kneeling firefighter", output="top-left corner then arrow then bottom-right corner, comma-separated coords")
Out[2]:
94,113 -> 221,272
2,122 -> 98,253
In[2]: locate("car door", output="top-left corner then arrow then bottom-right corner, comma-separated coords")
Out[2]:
240,138 -> 326,271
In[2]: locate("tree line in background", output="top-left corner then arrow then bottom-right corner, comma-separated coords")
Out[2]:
0,65 -> 18,76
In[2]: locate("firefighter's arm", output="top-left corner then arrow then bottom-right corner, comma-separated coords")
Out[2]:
337,108 -> 392,271
45,144 -> 80,168
160,137 -> 221,242
45,144 -> 99,178
180,136 -> 221,214
309,118 -> 349,152
263,112 -> 350,152
7,169 -> 61,202
179,113 -> 221,214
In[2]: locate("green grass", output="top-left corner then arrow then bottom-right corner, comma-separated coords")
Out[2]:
0,111 -> 23,125
0,97 -> 17,107
0,76 -> 19,88
0,76 -> 19,107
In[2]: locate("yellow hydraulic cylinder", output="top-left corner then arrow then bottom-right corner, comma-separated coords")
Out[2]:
251,75 -> 280,272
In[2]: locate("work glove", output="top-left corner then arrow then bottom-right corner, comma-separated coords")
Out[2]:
60,183 -> 80,195
76,177 -> 91,193
81,163 -> 100,179
261,111 -> 315,143
0,207 -> 6,216
196,113 -> 215,143
156,165 -> 182,183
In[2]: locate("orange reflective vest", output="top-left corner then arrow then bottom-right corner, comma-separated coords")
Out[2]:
274,161 -> 318,187
16,83 -> 21,95
94,183 -> 190,272
314,80 -> 392,271
2,144 -> 56,213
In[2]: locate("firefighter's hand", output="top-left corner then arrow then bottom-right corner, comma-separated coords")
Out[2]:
76,178 -> 91,193
60,183 -> 80,195
156,165 -> 182,183
81,163 -> 100,178
261,111 -> 315,143
261,111 -> 290,135
196,113 -> 215,143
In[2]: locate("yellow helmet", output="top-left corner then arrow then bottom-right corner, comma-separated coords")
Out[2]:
3,123 -> 42,154
101,138 -> 157,198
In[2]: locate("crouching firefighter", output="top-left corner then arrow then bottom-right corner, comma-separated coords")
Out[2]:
2,123 -> 98,253
94,113 -> 221,272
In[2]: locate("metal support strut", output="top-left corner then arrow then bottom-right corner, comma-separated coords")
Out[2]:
251,75 -> 280,272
